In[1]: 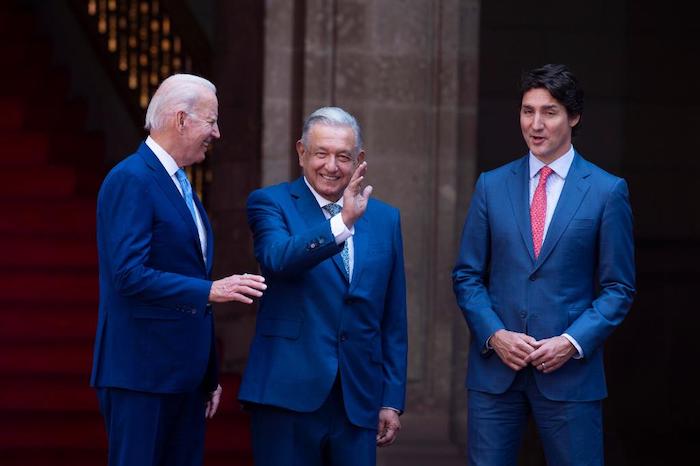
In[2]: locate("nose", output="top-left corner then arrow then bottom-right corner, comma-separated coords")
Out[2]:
532,112 -> 544,130
325,155 -> 338,172
212,122 -> 221,139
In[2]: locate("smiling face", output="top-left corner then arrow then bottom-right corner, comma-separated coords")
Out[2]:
178,90 -> 220,167
297,123 -> 364,202
520,87 -> 580,164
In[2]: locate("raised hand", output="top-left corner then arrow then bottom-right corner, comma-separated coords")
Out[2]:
341,161 -> 373,228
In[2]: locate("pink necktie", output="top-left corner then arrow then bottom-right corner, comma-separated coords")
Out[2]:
531,166 -> 554,259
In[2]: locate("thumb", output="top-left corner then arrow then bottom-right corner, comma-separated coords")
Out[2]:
363,185 -> 373,198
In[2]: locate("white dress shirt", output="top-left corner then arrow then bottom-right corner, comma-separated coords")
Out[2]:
528,145 -> 583,358
145,136 -> 207,262
303,177 -> 355,281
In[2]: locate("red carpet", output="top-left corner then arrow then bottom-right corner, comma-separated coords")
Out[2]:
0,3 -> 252,465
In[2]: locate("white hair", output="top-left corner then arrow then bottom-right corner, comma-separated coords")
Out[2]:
301,106 -> 363,154
144,74 -> 216,131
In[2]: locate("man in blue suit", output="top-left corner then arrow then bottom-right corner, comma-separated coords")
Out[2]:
238,107 -> 408,466
453,64 -> 635,465
91,73 -> 266,466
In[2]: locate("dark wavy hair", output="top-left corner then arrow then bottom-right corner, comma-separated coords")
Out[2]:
520,64 -> 584,137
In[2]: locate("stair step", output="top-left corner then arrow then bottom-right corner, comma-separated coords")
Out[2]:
0,306 -> 97,342
0,448 -> 107,466
0,341 -> 94,375
2,166 -> 78,200
1,236 -> 96,269
2,199 -> 95,237
0,132 -> 50,164
0,272 -> 98,304
0,375 -> 97,412
0,449 -> 253,466
0,406 -> 252,450
0,412 -> 107,449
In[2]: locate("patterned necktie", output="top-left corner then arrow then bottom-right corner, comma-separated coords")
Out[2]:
323,203 -> 350,278
530,166 -> 554,259
175,168 -> 198,225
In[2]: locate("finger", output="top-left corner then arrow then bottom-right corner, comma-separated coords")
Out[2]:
362,185 -> 373,199
377,426 -> 398,446
241,274 -> 266,283
237,285 -> 264,297
231,293 -> 254,304
208,398 -> 220,418
205,401 -> 213,418
243,281 -> 267,291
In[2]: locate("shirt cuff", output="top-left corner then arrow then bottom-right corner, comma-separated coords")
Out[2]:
381,406 -> 401,414
330,213 -> 353,244
562,333 -> 583,359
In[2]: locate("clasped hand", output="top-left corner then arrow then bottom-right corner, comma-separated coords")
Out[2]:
490,329 -> 577,374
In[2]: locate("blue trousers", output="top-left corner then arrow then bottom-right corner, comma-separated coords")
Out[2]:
467,368 -> 603,466
96,387 -> 207,466
248,377 -> 377,466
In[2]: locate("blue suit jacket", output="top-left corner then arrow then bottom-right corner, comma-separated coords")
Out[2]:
453,153 -> 635,401
91,142 -> 218,393
238,177 -> 407,429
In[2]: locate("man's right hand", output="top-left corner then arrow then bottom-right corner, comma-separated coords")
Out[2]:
209,273 -> 266,303
341,161 -> 373,228
490,329 -> 537,371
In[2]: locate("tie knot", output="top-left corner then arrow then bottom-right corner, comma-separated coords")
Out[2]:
538,166 -> 554,185
323,203 -> 342,216
176,169 -> 189,184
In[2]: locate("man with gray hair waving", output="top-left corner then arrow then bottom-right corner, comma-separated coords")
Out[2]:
239,106 -> 408,466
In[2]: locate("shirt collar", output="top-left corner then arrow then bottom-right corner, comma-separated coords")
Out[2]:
529,145 -> 575,180
146,136 -> 179,177
303,177 -> 344,208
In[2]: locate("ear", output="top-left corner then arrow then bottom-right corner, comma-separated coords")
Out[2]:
296,140 -> 306,167
569,113 -> 581,128
356,150 -> 366,165
176,111 -> 187,133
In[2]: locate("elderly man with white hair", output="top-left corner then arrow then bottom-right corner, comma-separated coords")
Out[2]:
91,73 -> 266,466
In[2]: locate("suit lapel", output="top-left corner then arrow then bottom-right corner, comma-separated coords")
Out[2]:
506,156 -> 536,262
533,153 -> 591,270
290,177 -> 349,282
139,143 -> 206,267
348,215 -> 368,289
193,193 -> 213,273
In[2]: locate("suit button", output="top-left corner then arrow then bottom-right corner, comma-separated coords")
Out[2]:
309,242 -> 317,249
340,333 -> 348,342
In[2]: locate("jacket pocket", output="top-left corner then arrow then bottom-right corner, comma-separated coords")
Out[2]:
259,318 -> 302,339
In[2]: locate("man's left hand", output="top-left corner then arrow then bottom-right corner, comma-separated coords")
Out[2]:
526,336 -> 577,374
205,384 -> 222,419
376,408 -> 401,447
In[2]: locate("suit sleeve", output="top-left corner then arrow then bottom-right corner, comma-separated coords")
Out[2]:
247,188 -> 344,277
452,173 -> 505,349
98,169 -> 211,308
380,210 -> 408,411
566,178 -> 636,354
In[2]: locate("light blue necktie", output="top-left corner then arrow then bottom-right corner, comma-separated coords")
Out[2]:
323,203 -> 350,278
175,169 -> 198,225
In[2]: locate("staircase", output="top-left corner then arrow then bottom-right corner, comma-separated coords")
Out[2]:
0,2 -> 252,465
